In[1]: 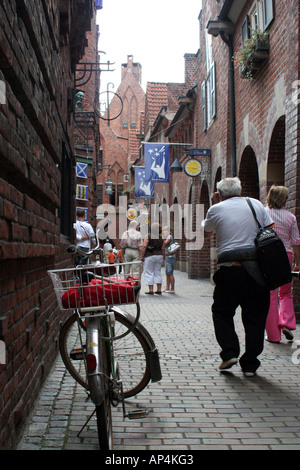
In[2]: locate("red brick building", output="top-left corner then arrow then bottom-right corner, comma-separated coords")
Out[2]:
97,55 -> 145,212
0,0 -> 99,449
139,0 -> 300,314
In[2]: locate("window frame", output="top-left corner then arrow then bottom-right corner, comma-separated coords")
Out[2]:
263,0 -> 275,29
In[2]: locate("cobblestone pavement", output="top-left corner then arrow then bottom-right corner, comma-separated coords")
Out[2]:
17,270 -> 300,451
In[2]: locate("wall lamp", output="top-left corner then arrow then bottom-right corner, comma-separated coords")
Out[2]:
170,152 -> 190,173
97,163 -> 114,195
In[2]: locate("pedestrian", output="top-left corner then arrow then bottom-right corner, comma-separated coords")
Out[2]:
202,177 -> 274,377
141,222 -> 168,295
73,208 -> 96,265
265,185 -> 300,342
116,246 -> 124,274
103,237 -> 112,262
162,226 -> 176,293
120,220 -> 142,276
107,248 -> 116,265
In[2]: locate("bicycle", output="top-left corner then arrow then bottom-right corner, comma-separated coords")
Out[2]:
48,235 -> 162,450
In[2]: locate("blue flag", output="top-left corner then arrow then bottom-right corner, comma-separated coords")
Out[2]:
76,162 -> 88,178
144,143 -> 169,182
135,167 -> 154,199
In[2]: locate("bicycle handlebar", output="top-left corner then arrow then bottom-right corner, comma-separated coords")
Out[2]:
68,227 -> 106,258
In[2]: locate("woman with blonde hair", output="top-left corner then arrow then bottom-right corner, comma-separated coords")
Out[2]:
265,185 -> 300,342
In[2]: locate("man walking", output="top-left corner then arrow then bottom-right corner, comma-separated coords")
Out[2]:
202,177 -> 274,376
74,208 -> 95,265
120,220 -> 142,275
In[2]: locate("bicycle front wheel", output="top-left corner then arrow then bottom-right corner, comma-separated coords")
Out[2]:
59,310 -> 151,397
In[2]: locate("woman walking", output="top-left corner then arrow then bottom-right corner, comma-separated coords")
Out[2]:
265,185 -> 300,342
162,226 -> 176,293
141,222 -> 168,295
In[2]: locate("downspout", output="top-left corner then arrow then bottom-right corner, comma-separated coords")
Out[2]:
220,32 -> 237,177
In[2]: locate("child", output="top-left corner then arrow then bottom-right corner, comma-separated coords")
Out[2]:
107,248 -> 116,265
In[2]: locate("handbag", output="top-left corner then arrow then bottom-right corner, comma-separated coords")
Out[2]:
167,241 -> 180,255
246,198 -> 292,290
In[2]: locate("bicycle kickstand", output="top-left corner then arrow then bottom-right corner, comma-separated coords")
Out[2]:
77,408 -> 97,438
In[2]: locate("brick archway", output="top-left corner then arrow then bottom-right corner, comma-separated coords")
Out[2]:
267,116 -> 285,189
239,146 -> 260,199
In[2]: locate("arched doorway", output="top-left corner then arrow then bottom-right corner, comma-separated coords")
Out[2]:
239,146 -> 259,199
214,167 -> 222,191
267,116 -> 285,189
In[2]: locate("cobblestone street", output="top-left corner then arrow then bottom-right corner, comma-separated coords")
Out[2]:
17,270 -> 300,451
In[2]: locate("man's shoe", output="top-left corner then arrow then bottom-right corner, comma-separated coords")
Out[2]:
243,371 -> 255,377
282,327 -> 294,341
219,358 -> 238,370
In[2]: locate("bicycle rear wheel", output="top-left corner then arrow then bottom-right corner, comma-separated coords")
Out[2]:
91,317 -> 113,450
59,310 -> 151,397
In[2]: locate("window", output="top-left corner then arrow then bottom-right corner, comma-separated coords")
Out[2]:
201,81 -> 207,132
209,62 -> 216,120
130,122 -> 136,128
201,63 -> 216,131
249,1 -> 264,31
122,123 -> 128,128
202,32 -> 217,130
60,143 -> 72,238
248,0 -> 274,32
97,184 -> 103,206
263,0 -> 274,29
241,16 -> 250,41
117,184 -> 124,204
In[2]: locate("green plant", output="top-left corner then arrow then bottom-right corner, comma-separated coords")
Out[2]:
122,185 -> 135,195
233,29 -> 269,79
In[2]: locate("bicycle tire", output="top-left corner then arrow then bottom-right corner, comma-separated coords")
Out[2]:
59,311 -> 151,398
94,318 -> 113,450
96,403 -> 113,450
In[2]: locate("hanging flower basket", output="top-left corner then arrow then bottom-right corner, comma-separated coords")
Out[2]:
234,29 -> 270,79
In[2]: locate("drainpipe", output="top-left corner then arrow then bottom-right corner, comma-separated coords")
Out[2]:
220,32 -> 237,177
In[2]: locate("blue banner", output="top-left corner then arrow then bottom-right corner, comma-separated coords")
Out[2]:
76,184 -> 88,200
134,167 -> 154,199
144,143 -> 169,182
76,162 -> 88,178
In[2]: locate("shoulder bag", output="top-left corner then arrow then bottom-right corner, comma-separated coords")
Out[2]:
246,198 -> 292,290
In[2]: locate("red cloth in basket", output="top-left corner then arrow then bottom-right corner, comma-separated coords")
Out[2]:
61,277 -> 139,309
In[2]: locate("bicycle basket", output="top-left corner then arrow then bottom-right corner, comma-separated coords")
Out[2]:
48,261 -> 141,312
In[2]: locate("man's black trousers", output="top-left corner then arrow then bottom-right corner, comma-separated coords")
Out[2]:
212,266 -> 270,373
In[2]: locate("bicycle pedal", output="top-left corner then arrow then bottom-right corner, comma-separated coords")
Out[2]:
70,348 -> 84,360
125,409 -> 150,420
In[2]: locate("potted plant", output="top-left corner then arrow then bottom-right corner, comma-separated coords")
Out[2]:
233,29 -> 270,79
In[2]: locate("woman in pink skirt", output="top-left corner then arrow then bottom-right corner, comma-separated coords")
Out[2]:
265,186 -> 300,342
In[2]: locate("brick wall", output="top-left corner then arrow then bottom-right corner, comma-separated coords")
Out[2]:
0,0 -> 95,449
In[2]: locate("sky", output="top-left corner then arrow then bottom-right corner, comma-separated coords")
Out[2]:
96,0 -> 202,94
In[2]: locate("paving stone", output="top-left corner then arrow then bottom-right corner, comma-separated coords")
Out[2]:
16,270 -> 300,451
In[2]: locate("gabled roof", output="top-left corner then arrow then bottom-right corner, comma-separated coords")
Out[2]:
145,82 -> 168,128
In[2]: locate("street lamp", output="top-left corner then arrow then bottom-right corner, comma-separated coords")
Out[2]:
105,176 -> 113,195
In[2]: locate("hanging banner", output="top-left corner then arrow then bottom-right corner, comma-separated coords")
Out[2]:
134,167 -> 154,199
144,143 -> 169,182
76,184 -> 88,200
76,162 -> 88,178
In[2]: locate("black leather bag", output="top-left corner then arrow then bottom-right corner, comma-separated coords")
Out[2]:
246,198 -> 292,290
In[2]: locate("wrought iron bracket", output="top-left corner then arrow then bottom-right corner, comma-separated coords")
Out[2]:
75,61 -> 115,87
